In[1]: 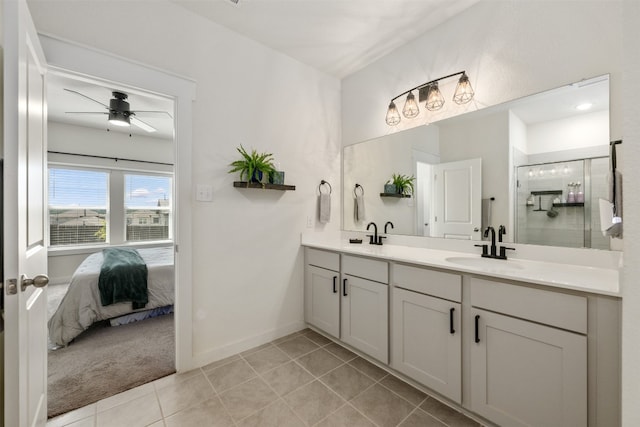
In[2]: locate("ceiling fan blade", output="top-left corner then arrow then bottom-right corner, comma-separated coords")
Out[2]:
64,88 -> 110,109
131,110 -> 173,118
131,116 -> 157,133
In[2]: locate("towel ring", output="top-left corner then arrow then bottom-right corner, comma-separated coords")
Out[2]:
319,180 -> 332,194
354,184 -> 364,197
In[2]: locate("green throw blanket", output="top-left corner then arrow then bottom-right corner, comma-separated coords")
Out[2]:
98,248 -> 148,309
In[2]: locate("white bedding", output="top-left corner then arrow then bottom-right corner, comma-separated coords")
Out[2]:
48,247 -> 174,346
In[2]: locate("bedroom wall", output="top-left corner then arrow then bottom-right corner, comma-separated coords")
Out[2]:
47,122 -> 175,285
28,0 -> 342,364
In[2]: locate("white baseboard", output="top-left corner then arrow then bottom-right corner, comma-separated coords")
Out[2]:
190,320 -> 306,370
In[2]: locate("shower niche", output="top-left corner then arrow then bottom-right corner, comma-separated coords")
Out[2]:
516,157 -> 609,249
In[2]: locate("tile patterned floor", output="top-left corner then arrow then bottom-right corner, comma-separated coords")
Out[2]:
47,329 -> 482,427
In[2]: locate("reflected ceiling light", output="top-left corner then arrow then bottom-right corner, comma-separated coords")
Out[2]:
385,71 -> 475,126
576,102 -> 593,111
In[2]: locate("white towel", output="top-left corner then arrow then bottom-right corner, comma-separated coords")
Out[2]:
319,193 -> 331,224
354,195 -> 365,222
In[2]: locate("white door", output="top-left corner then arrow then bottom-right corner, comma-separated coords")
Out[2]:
340,274 -> 388,364
470,309 -> 587,427
305,265 -> 340,338
391,288 -> 461,403
432,158 -> 481,240
3,1 -> 50,426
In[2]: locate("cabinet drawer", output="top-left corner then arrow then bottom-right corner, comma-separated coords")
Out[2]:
342,255 -> 388,284
306,248 -> 339,271
470,278 -> 587,334
393,264 -> 461,302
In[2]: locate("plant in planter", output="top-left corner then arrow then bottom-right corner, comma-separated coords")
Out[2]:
228,145 -> 276,186
387,173 -> 415,196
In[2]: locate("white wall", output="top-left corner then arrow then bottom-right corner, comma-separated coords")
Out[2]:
526,110 -> 609,155
28,0 -> 342,363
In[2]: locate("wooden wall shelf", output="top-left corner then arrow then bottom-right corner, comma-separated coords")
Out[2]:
380,193 -> 411,198
233,181 -> 296,191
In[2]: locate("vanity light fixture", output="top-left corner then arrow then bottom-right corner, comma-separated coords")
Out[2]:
385,71 -> 474,126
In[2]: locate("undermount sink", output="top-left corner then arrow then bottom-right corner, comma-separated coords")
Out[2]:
445,256 -> 525,272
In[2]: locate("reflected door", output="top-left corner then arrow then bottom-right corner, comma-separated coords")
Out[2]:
432,158 -> 482,240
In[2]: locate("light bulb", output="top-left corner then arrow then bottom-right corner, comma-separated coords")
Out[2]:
402,91 -> 419,119
385,101 -> 401,126
425,82 -> 445,111
453,72 -> 475,104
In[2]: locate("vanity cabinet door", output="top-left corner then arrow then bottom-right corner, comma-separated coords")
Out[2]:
391,288 -> 461,403
340,274 -> 388,363
305,265 -> 340,338
470,308 -> 587,427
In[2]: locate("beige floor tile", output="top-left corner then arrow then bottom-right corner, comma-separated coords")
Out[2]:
219,377 -> 279,421
240,342 -> 273,357
64,417 -> 95,427
271,331 -> 303,345
164,396 -> 233,427
201,354 -> 241,372
399,409 -> 446,426
295,348 -> 343,377
147,422 -> 165,427
380,375 -> 427,406
324,342 -> 358,362
205,358 -> 256,392
348,357 -> 388,381
284,380 -> 344,425
96,392 -> 162,427
243,345 -> 290,373
152,368 -> 203,390
303,330 -> 333,346
315,404 -> 376,427
261,361 -> 314,396
236,399 -> 304,427
156,372 -> 216,417
46,404 -> 96,427
276,335 -> 319,358
420,397 -> 480,426
351,384 -> 415,427
320,364 -> 375,400
96,382 -> 155,413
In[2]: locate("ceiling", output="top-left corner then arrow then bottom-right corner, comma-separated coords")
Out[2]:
171,0 -> 480,78
47,73 -> 175,140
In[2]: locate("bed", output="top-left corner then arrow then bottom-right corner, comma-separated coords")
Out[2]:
48,246 -> 174,347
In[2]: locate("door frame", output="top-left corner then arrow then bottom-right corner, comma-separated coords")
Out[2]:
38,35 -> 197,371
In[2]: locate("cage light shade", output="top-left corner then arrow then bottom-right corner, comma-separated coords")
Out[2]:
453,73 -> 474,104
425,82 -> 445,111
385,101 -> 401,126
402,91 -> 420,119
108,110 -> 131,127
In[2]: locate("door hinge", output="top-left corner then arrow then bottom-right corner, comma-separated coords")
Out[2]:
175,245 -> 179,253
6,279 -> 18,295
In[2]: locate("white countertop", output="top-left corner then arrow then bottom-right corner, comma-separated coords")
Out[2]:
301,234 -> 620,297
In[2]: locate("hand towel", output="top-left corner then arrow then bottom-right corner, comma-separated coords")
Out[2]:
319,193 -> 331,224
354,195 -> 365,222
608,170 -> 623,219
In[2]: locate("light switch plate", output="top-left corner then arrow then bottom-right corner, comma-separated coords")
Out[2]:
196,184 -> 213,202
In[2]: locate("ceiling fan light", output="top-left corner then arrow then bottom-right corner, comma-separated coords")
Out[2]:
425,82 -> 445,111
108,111 -> 131,127
385,101 -> 401,126
453,72 -> 475,105
402,91 -> 420,119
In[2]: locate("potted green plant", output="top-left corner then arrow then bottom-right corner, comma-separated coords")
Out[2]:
228,145 -> 276,186
387,173 -> 415,196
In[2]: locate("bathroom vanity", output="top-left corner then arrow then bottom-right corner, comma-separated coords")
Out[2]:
302,233 -> 620,427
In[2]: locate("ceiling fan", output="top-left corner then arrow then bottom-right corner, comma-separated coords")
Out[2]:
64,88 -> 171,133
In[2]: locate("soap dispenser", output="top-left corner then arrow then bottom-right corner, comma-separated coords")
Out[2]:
567,183 -> 575,203
575,182 -> 584,203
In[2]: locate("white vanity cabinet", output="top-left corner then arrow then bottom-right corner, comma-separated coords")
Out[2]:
469,278 -> 588,427
341,255 -> 389,363
391,265 -> 462,403
304,248 -> 340,338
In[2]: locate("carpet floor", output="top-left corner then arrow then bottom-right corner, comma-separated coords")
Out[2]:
47,313 -> 175,418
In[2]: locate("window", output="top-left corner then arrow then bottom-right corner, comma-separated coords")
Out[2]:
49,168 -> 109,246
125,174 -> 172,242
